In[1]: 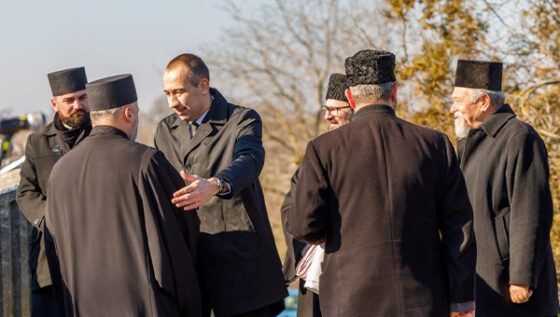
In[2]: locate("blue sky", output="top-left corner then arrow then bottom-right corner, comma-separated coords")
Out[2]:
0,0 -> 251,115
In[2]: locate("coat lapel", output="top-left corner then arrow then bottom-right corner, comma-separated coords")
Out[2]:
179,88 -> 229,165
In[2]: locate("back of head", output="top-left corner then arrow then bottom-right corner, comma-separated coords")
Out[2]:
345,50 -> 396,106
86,74 -> 138,138
166,53 -> 210,86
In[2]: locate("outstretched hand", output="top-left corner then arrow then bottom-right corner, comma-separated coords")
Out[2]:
450,310 -> 474,317
171,171 -> 219,210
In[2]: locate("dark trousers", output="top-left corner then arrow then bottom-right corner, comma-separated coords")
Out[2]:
31,286 -> 61,317
297,281 -> 321,317
204,301 -> 284,317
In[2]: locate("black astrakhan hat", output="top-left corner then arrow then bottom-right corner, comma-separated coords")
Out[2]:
345,50 -> 396,87
454,59 -> 503,91
326,73 -> 348,101
47,67 -> 87,96
86,74 -> 137,111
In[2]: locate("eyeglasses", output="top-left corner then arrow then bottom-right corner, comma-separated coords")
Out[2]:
321,105 -> 352,115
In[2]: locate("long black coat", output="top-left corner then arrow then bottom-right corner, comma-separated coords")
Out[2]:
457,104 -> 559,317
45,126 -> 201,317
280,168 -> 322,317
287,104 -> 476,317
16,116 -> 90,291
154,88 -> 287,316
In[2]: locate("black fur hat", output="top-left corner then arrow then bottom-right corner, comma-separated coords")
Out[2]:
326,73 -> 348,101
345,50 -> 396,87
454,59 -> 502,91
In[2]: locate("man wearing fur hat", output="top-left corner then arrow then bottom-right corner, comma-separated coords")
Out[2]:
281,73 -> 352,317
287,49 -> 476,317
451,59 -> 559,317
16,67 -> 91,317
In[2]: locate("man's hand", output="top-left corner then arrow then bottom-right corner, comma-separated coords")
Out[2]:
510,284 -> 533,304
450,310 -> 474,317
171,171 -> 219,210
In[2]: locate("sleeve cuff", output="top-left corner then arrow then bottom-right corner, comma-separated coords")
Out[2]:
450,301 -> 475,312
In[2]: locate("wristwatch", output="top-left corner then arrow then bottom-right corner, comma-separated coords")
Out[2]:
216,177 -> 227,193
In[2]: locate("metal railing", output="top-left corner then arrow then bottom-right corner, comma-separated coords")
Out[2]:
0,169 -> 31,316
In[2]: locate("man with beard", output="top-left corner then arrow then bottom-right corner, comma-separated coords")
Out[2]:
154,53 -> 287,317
450,59 -> 559,317
287,50 -> 477,317
16,67 -> 91,317
44,74 -> 201,316
281,73 -> 351,317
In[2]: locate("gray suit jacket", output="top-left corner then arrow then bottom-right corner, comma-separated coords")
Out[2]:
154,88 -> 287,316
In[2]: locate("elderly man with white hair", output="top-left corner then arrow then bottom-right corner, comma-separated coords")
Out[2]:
451,59 -> 559,317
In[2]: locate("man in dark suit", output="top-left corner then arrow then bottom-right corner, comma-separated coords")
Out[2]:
16,67 -> 91,317
451,59 -> 559,317
45,74 -> 201,316
154,53 -> 287,317
286,49 -> 477,317
281,73 -> 352,317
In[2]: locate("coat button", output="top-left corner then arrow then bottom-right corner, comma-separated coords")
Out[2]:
185,163 -> 192,170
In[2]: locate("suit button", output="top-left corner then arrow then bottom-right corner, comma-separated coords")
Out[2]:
185,164 -> 192,170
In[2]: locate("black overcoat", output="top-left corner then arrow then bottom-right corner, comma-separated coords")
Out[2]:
280,168 -> 322,317
154,88 -> 287,316
457,104 -> 559,317
287,104 -> 477,317
16,116 -> 90,291
45,126 -> 201,317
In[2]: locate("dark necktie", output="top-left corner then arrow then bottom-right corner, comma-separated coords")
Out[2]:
189,121 -> 199,139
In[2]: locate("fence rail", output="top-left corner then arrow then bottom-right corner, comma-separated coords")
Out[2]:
0,169 -> 31,317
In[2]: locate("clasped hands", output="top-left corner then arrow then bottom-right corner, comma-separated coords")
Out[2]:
171,170 -> 220,210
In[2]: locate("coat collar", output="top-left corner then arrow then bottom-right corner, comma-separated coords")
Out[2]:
479,104 -> 516,137
90,125 -> 129,139
168,88 -> 230,163
352,104 -> 396,121
169,87 -> 229,129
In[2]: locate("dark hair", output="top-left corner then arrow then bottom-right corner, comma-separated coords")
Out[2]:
166,53 -> 210,86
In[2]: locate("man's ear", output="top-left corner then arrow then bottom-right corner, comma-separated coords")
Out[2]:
479,93 -> 492,111
123,106 -> 134,122
391,82 -> 398,104
199,78 -> 210,94
345,88 -> 356,109
51,98 -> 58,112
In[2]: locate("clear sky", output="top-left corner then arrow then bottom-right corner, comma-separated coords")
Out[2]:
0,0 -> 245,116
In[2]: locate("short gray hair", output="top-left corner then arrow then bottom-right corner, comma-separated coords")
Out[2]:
90,106 -> 124,122
349,82 -> 393,105
468,89 -> 505,108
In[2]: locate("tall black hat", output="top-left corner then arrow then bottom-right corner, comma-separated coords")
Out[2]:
326,73 -> 348,101
47,67 -> 87,96
454,59 -> 503,91
86,74 -> 137,111
345,50 -> 396,87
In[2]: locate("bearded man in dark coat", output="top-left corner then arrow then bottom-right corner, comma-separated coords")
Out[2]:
154,53 -> 287,317
287,49 -> 477,317
451,59 -> 559,317
281,73 -> 352,317
44,74 -> 201,317
16,67 -> 91,317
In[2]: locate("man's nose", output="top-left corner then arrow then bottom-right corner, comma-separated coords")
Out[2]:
74,99 -> 85,110
324,110 -> 333,120
168,95 -> 179,108
450,103 -> 457,113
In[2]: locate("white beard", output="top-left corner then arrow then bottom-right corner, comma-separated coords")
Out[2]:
454,113 -> 471,138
